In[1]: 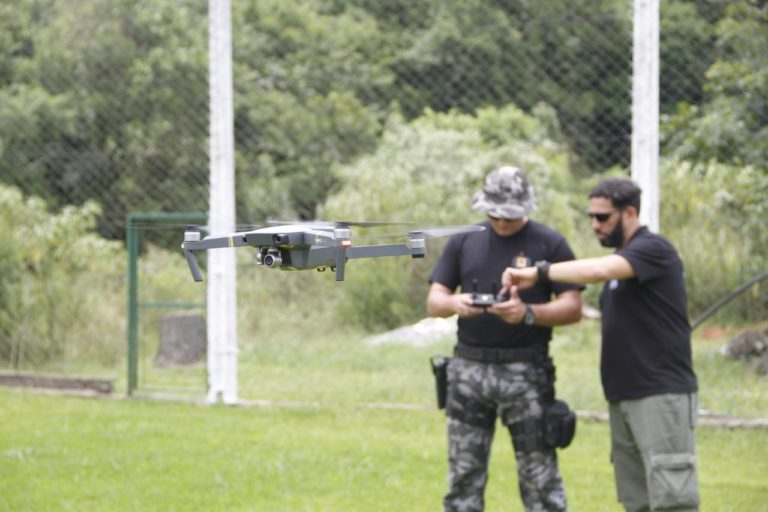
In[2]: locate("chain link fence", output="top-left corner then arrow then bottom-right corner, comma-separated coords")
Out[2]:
1,0 -> 765,379
2,1 -> 741,236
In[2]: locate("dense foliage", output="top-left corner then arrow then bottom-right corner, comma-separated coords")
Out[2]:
0,0 -> 764,368
2,0 -> 760,237
0,185 -> 123,368
323,107 -> 766,329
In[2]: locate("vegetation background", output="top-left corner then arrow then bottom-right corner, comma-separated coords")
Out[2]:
1,0 -> 765,375
0,1 -> 766,509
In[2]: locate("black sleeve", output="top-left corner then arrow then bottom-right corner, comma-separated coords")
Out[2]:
428,235 -> 463,291
619,235 -> 680,285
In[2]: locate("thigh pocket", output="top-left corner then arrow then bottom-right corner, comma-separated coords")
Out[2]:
649,453 -> 699,509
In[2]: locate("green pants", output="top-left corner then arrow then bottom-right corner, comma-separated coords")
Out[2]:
609,393 -> 699,512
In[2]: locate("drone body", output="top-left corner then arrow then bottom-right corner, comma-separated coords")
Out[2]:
181,221 -> 484,282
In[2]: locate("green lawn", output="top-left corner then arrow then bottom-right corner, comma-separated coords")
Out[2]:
2,321 -> 767,511
1,390 -> 766,511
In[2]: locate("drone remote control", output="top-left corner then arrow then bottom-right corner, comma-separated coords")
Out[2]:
471,293 -> 506,307
470,280 -> 507,308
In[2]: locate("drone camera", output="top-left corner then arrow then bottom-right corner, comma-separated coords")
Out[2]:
262,252 -> 282,268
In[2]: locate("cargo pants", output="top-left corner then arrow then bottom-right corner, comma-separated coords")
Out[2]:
443,356 -> 567,512
609,393 -> 699,512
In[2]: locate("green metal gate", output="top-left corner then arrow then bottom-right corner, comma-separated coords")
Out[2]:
126,212 -> 207,396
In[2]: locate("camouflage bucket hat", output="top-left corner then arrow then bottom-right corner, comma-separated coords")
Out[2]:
471,166 -> 537,219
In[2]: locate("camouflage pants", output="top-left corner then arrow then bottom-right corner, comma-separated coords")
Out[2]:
443,356 -> 567,512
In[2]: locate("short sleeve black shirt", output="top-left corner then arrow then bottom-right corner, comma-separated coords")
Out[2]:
600,227 -> 698,401
429,220 -> 582,349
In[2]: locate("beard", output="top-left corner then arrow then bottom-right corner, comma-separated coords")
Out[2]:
599,220 -> 624,248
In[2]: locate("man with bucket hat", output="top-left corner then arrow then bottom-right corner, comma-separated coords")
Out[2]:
427,166 -> 583,511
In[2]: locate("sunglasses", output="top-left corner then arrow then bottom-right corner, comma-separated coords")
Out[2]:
488,215 -> 521,222
586,211 -> 615,222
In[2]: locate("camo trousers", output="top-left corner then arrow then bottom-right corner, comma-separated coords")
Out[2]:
443,356 -> 567,512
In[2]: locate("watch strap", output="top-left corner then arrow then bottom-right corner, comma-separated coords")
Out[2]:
535,260 -> 551,283
524,303 -> 536,325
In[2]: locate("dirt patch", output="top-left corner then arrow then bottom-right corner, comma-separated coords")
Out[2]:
0,371 -> 113,395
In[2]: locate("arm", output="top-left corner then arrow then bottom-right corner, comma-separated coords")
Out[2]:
489,288 -> 582,326
502,254 -> 635,290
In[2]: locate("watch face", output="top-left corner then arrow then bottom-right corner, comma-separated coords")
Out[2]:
524,307 -> 535,325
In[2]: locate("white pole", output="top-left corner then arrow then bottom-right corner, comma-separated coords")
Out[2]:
631,0 -> 660,232
207,0 -> 238,404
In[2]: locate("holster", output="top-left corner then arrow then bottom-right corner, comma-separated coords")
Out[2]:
543,399 -> 577,449
430,355 -> 450,409
509,400 -> 577,452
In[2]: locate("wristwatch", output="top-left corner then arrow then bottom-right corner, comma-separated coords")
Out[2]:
523,303 -> 536,326
535,260 -> 551,283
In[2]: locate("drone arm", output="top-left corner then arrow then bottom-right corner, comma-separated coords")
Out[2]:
182,247 -> 203,282
334,249 -> 346,281
183,234 -> 248,250
180,233 -> 248,282
346,244 -> 415,259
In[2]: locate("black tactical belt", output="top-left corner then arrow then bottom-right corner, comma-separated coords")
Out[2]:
454,344 -> 545,364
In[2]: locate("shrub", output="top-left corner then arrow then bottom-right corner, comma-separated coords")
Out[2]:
0,185 -> 124,369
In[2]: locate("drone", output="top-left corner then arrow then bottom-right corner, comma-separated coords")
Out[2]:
181,221 -> 484,282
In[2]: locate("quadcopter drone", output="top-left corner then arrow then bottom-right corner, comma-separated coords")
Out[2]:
181,221 -> 484,282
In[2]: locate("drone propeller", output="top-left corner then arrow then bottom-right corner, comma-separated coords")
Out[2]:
408,225 -> 486,238
356,224 -> 486,242
267,219 -> 413,229
133,222 -> 261,233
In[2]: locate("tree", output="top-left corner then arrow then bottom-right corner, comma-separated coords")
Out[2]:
662,0 -> 767,169
321,104 -> 579,329
232,0 -> 392,220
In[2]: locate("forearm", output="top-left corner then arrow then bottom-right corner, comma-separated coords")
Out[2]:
548,255 -> 634,285
528,290 -> 582,327
427,293 -> 457,317
426,282 -> 462,317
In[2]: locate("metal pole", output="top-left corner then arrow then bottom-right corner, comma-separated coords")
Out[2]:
631,0 -> 660,232
126,215 -> 139,395
208,0 -> 238,404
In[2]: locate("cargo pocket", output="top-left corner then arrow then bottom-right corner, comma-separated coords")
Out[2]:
649,453 -> 699,509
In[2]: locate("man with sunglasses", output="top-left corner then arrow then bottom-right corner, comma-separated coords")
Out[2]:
427,166 -> 583,512
501,178 -> 699,512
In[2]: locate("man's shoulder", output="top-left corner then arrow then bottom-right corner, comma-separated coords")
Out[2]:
626,227 -> 679,254
450,221 -> 490,242
526,219 -> 568,241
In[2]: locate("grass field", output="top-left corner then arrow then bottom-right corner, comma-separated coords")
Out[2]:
1,389 -> 767,511
2,321 -> 767,511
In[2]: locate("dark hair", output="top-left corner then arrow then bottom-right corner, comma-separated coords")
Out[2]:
589,178 -> 641,213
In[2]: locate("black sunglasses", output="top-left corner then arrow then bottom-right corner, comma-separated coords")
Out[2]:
586,211 -> 615,222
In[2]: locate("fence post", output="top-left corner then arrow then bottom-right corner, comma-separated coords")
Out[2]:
631,0 -> 660,232
208,0 -> 238,404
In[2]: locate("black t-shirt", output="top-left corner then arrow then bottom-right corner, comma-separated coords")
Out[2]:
429,220 -> 581,349
600,227 -> 698,401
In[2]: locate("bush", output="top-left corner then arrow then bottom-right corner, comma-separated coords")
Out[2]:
659,159 -> 767,323
321,104 -> 584,330
0,185 -> 124,369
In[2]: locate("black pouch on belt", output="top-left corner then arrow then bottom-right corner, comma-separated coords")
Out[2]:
543,399 -> 577,449
430,355 -> 451,409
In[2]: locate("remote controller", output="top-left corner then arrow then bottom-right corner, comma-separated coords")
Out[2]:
470,280 -> 507,308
